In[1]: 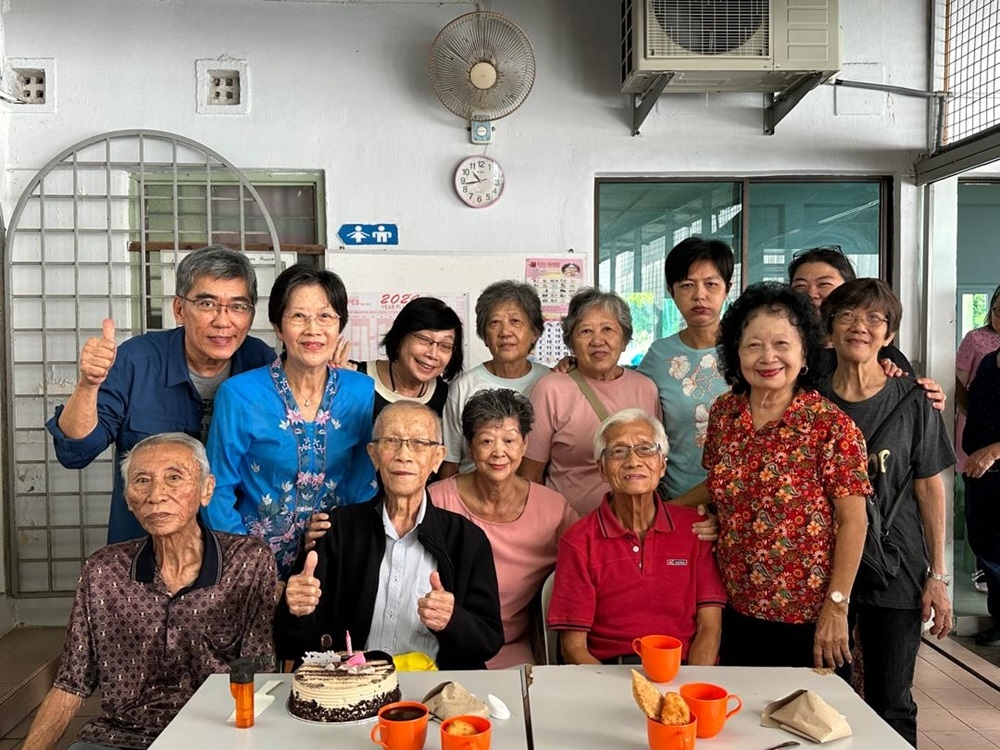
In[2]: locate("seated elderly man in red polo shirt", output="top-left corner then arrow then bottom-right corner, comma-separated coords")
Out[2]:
547,408 -> 726,665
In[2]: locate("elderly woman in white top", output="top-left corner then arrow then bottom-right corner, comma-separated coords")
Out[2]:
440,281 -> 550,478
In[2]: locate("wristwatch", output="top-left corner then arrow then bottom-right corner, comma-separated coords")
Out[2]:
828,590 -> 850,605
928,572 -> 952,585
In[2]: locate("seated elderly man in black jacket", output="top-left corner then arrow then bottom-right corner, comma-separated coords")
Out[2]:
277,401 -> 503,669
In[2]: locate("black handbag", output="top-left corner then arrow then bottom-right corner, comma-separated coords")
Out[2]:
855,383 -> 924,591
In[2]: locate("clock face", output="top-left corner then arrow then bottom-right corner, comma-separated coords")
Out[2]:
454,156 -> 505,208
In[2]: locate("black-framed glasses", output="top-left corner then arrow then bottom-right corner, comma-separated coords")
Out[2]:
371,436 -> 442,453
182,296 -> 254,317
791,244 -> 843,260
602,443 -> 661,461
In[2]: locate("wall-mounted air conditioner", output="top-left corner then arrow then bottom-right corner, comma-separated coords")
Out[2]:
622,0 -> 840,94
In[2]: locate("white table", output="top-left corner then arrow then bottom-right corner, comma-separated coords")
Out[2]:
525,665 -> 913,749
149,670 -> 527,749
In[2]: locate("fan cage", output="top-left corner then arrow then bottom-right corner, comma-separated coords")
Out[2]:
646,0 -> 770,59
429,11 -> 536,122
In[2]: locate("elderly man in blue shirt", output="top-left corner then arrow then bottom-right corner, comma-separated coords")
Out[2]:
46,245 -> 275,543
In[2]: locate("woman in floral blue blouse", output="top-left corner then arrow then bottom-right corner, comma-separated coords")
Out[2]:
204,264 -> 377,578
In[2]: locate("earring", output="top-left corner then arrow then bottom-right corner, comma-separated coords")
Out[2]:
800,365 -> 809,375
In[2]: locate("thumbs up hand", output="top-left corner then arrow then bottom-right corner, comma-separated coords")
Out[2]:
417,570 -> 455,632
78,318 -> 118,387
285,550 -> 323,617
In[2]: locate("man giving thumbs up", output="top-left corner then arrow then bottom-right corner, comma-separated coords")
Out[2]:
46,246 -> 275,543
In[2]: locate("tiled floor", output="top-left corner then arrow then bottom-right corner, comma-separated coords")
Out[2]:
2,632 -> 1000,748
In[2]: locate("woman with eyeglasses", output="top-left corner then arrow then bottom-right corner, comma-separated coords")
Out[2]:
789,246 -> 914,373
354,296 -> 464,420
955,285 -> 1000,591
820,279 -> 954,746
703,282 -> 871,674
203,264 -> 377,579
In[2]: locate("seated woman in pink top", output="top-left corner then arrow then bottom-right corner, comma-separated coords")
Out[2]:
428,388 -> 578,669
518,289 -> 662,516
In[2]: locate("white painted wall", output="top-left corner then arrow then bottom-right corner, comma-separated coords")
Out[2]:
0,0 -> 939,622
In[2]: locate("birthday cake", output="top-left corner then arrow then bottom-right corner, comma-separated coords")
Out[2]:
287,649 -> 402,723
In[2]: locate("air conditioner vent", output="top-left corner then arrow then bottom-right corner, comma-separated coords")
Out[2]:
650,0 -> 767,57
622,0 -> 839,94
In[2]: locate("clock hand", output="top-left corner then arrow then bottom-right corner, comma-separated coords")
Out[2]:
466,172 -> 482,184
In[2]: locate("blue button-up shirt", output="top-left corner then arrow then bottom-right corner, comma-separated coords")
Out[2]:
46,327 -> 275,543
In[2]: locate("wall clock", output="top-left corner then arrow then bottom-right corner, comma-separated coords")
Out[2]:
454,156 -> 505,208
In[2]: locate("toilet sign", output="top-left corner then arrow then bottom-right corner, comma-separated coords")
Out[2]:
337,223 -> 398,246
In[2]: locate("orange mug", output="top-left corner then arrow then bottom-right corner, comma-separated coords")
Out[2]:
679,682 -> 742,739
647,715 -> 697,750
631,635 -> 682,683
440,714 -> 492,750
370,701 -> 429,750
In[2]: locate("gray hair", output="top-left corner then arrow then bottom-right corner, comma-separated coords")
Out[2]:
120,432 -> 211,483
176,244 -> 259,306
561,288 -> 634,349
474,281 -> 544,342
373,401 -> 443,443
461,388 -> 535,443
592,408 -> 669,462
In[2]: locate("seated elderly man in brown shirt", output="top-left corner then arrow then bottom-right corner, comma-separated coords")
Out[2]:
23,433 -> 279,750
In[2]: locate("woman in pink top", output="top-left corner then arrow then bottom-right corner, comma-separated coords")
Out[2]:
956,284 -> 1000,592
518,289 -> 662,515
428,388 -> 577,668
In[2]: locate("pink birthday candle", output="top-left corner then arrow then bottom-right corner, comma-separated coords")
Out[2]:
345,630 -> 353,655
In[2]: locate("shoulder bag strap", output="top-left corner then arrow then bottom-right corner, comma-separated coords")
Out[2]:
867,382 -> 925,532
568,368 -> 610,422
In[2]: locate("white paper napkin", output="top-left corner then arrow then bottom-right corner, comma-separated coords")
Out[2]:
227,679 -> 282,723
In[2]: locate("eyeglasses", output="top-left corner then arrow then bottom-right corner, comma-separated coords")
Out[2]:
182,296 -> 254,317
602,443 -> 661,461
283,311 -> 341,328
410,332 -> 455,354
791,244 -> 844,259
832,310 -> 889,327
372,436 -> 442,453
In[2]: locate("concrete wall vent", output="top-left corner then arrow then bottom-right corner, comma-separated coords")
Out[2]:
15,69 -> 45,104
209,70 -> 241,105
196,58 -> 249,115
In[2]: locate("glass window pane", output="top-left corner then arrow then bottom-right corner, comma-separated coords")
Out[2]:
746,182 -> 881,284
598,181 -> 742,362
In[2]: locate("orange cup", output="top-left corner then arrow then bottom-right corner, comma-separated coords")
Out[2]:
647,715 -> 697,750
370,701 -> 429,750
679,682 -> 742,739
440,715 -> 491,750
631,635 -> 682,683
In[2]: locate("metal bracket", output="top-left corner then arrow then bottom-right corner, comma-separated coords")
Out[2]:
763,72 -> 828,135
632,72 -> 674,136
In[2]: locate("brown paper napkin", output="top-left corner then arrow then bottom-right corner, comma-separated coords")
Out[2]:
422,681 -> 490,721
761,689 -> 852,743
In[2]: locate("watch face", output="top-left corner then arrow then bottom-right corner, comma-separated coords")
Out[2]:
454,156 -> 504,208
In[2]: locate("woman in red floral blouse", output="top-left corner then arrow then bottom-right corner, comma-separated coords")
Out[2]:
703,282 -> 871,673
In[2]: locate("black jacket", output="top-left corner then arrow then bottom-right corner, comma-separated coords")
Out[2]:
275,496 -> 503,670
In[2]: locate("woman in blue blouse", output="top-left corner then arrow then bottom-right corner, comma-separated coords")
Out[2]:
204,264 -> 377,578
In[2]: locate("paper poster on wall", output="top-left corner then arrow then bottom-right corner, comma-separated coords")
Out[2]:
347,292 -> 469,361
525,256 -> 585,367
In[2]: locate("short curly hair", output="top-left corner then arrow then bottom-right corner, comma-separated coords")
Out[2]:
717,282 -> 830,395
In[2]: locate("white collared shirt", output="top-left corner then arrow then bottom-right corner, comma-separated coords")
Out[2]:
366,494 -> 439,661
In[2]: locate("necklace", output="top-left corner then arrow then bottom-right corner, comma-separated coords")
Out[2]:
388,361 -> 427,398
